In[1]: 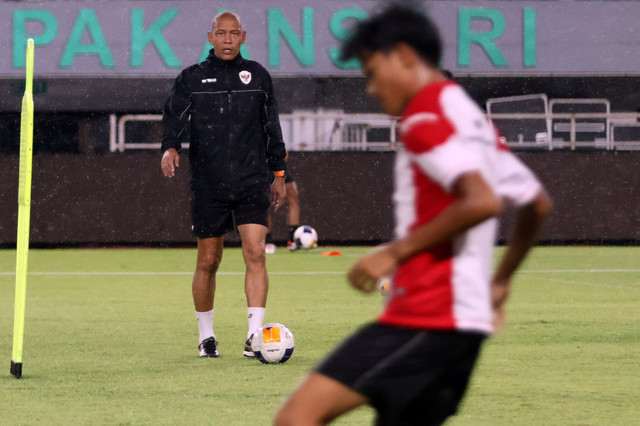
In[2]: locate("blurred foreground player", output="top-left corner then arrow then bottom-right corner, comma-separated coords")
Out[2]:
275,4 -> 553,425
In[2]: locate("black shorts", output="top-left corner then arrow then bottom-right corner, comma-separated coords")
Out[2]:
315,322 -> 486,426
190,184 -> 270,238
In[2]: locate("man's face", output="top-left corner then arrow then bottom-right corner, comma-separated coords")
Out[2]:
361,50 -> 414,117
208,15 -> 246,61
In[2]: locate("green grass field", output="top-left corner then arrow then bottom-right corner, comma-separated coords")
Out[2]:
1,246 -> 639,425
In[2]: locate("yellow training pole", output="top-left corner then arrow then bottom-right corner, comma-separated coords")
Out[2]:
11,38 -> 35,379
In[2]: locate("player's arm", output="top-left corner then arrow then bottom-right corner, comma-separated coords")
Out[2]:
390,171 -> 502,262
261,70 -> 287,175
261,71 -> 287,210
271,172 -> 286,212
491,188 -> 553,329
348,171 -> 502,293
161,72 -> 191,178
161,148 -> 180,178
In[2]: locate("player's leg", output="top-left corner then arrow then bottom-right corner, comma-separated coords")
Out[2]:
234,183 -> 271,355
193,236 -> 223,357
193,237 -> 224,311
274,372 -> 368,426
285,180 -> 300,250
265,213 -> 276,254
275,323 -> 386,424
238,223 -> 269,308
238,223 -> 269,356
190,188 -> 233,358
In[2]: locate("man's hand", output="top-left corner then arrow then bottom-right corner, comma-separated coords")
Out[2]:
491,278 -> 511,333
348,247 -> 398,294
271,175 -> 286,211
161,148 -> 180,178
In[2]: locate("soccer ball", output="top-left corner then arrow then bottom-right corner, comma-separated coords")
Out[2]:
377,276 -> 392,295
293,225 -> 318,249
251,322 -> 295,364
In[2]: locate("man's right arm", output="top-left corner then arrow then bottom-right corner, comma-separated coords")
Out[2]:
161,148 -> 180,178
161,72 -> 191,178
160,72 -> 191,178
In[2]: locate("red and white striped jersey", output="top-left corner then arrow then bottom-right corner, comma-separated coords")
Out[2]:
378,80 -> 542,334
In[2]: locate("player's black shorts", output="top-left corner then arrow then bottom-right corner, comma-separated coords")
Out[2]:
315,322 -> 486,426
190,184 -> 270,238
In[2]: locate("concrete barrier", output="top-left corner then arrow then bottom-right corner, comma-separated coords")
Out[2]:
0,151 -> 638,246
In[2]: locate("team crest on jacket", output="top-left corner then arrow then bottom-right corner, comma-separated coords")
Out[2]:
239,71 -> 252,84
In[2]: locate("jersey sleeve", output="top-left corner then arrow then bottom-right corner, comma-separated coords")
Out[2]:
411,139 -> 481,192
495,150 -> 543,207
400,86 -> 483,192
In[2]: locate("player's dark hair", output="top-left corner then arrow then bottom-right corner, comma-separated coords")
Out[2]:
340,3 -> 442,68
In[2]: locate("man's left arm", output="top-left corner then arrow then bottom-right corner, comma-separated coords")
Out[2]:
271,174 -> 286,212
262,70 -> 287,209
262,71 -> 287,174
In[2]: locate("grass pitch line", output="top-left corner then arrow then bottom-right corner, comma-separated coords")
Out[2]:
3,268 -> 640,277
535,275 -> 639,291
2,269 -> 640,277
521,269 -> 640,273
0,271 -> 346,276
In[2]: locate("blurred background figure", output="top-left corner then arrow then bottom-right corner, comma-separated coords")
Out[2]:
266,153 -> 301,253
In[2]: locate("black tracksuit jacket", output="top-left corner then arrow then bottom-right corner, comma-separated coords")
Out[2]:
161,50 -> 287,190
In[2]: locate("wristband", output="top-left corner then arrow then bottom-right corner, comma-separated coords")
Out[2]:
274,170 -> 285,177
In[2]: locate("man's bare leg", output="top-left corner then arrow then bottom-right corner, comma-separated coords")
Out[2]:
193,236 -> 224,356
192,237 -> 224,311
238,223 -> 269,307
274,372 -> 368,426
238,224 -> 269,349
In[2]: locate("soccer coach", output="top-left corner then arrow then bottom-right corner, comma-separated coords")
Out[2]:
160,11 -> 287,358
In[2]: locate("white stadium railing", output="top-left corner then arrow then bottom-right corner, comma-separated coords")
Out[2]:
486,112 -> 640,151
279,110 -> 397,151
109,102 -> 640,153
109,111 -> 397,153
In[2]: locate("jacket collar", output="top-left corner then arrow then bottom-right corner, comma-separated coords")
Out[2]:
206,49 -> 245,67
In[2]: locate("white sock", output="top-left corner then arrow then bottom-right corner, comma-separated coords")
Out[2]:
247,307 -> 266,339
195,309 -> 215,344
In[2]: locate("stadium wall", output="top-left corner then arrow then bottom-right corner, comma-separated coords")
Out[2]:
0,151 -> 638,247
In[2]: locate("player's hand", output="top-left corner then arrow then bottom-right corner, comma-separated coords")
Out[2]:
161,148 -> 180,178
491,277 -> 511,333
271,176 -> 286,211
348,248 -> 398,294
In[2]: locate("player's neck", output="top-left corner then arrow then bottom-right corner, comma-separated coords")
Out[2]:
407,67 -> 445,102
